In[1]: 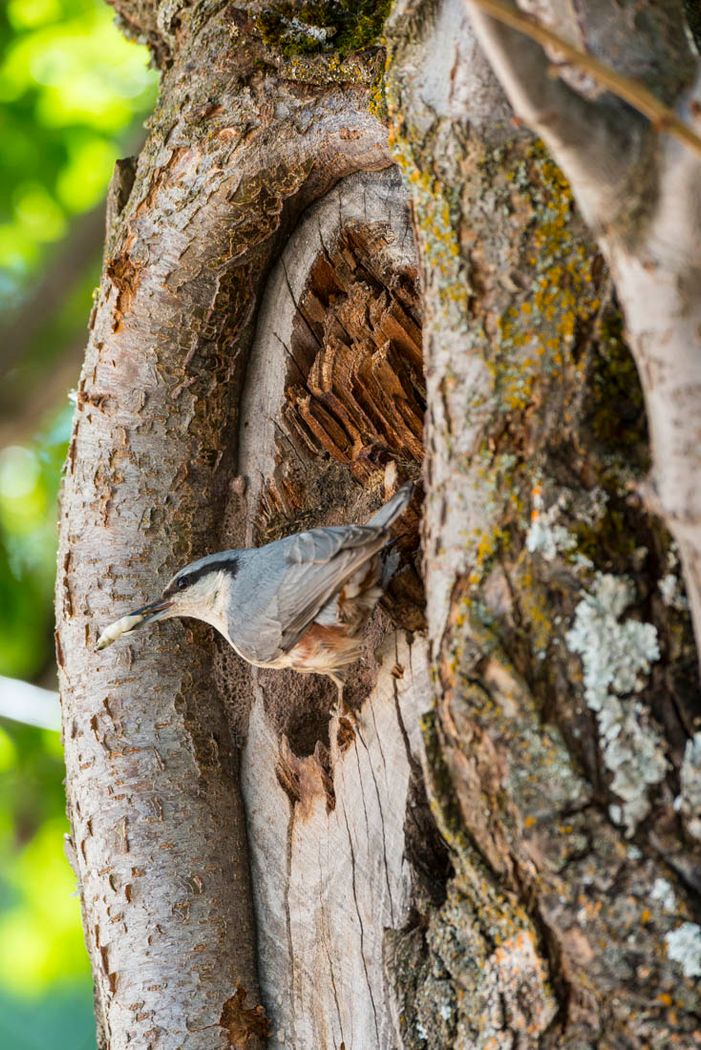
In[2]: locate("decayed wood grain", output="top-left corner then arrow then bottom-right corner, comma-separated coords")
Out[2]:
238,168 -> 423,522
223,169 -> 436,1047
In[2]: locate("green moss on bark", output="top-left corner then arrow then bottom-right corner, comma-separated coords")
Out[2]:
257,0 -> 391,58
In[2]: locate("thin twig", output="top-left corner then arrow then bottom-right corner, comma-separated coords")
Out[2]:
467,0 -> 701,158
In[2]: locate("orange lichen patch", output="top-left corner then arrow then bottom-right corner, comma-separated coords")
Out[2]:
530,483 -> 543,522
219,986 -> 270,1048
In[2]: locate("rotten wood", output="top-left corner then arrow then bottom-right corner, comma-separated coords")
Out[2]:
225,170 -> 432,1045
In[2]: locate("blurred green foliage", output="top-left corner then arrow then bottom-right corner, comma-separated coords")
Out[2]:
0,0 -> 156,308
0,409 -> 71,681
0,727 -> 88,989
0,2 -> 157,1046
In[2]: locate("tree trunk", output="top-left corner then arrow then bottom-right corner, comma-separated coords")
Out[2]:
56,1 -> 701,1047
467,0 -> 701,667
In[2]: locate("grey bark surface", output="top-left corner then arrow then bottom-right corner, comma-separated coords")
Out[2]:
57,1 -> 701,1048
56,4 -> 393,1047
468,0 -> 701,664
386,0 -> 701,1044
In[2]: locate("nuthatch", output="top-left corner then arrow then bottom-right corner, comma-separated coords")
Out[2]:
96,484 -> 413,705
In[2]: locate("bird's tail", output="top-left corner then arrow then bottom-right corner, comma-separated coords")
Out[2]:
366,482 -> 414,530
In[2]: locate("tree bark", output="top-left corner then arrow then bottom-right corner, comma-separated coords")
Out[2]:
467,0 -> 701,663
57,4 -> 392,1046
385,0 -> 701,1044
57,1 -> 701,1048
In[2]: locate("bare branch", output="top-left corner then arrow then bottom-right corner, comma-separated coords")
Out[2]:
468,0 -> 701,669
469,0 -> 701,158
465,0 -> 648,226
0,677 -> 60,730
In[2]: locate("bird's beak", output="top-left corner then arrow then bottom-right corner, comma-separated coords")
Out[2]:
95,597 -> 173,651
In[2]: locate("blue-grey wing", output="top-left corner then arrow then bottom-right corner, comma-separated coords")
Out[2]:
231,525 -> 388,663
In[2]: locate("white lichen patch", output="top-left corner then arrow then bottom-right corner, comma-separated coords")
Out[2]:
659,572 -> 689,612
286,18 -> 335,44
566,573 -> 665,835
650,878 -> 676,913
527,487 -> 576,561
665,923 -> 701,978
567,575 -> 660,706
526,483 -> 607,567
659,543 -> 689,611
677,732 -> 701,842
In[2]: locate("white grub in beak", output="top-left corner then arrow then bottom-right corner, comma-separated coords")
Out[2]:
95,598 -> 172,651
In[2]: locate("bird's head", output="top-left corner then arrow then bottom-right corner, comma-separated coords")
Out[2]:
95,552 -> 239,651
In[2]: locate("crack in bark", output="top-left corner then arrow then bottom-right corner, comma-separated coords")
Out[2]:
391,674 -> 416,776
284,801 -> 298,1049
341,797 -> 381,1045
317,836 -> 346,1048
280,255 -> 323,351
356,723 -> 397,926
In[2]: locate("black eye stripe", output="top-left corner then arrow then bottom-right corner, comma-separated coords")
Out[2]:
164,555 -> 239,596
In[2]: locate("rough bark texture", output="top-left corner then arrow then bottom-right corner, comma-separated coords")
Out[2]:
56,1 -> 701,1048
56,4 -> 394,1046
385,0 -> 701,1045
468,0 -> 701,663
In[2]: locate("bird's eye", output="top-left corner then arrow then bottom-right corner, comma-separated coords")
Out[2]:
176,577 -> 188,590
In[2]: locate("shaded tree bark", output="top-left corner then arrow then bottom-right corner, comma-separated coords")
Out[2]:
468,0 -> 701,666
57,1 -> 701,1048
385,0 -> 701,1043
